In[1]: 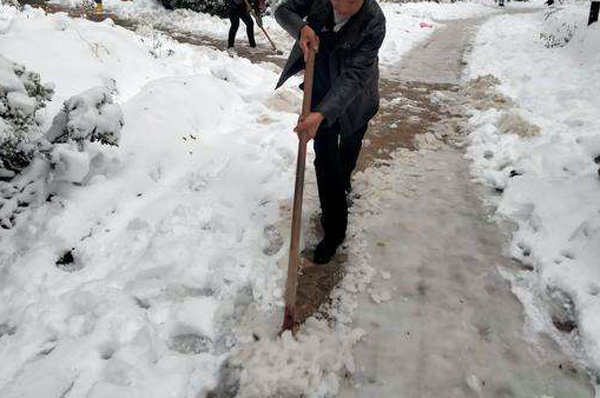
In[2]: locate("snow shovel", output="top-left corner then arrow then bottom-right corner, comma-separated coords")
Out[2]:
281,47 -> 316,334
242,0 -> 283,54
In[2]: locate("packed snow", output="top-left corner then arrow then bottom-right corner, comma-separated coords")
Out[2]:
465,2 -> 600,375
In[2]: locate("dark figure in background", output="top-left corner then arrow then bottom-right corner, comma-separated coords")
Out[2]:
275,0 -> 386,263
228,0 -> 263,49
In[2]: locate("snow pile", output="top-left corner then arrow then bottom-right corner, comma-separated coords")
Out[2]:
395,0 -> 501,21
211,155 -> 378,398
46,85 -> 123,147
0,5 -> 170,116
465,8 -> 600,373
226,322 -> 364,398
0,53 -> 123,229
539,5 -> 588,47
0,3 -> 19,33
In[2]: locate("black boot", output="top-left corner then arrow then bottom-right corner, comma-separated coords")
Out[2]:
313,239 -> 338,264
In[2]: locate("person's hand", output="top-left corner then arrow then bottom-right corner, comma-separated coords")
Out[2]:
256,14 -> 264,28
294,112 -> 324,141
299,25 -> 319,62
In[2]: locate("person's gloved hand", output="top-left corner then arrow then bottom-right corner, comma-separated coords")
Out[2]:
256,14 -> 264,28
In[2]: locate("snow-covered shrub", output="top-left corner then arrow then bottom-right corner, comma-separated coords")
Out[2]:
159,0 -> 272,18
0,54 -> 54,179
159,0 -> 229,18
136,25 -> 177,59
539,6 -> 586,47
0,157 -> 51,229
45,86 -> 123,147
0,58 -> 123,229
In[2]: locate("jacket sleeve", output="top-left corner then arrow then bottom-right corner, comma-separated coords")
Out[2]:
274,0 -> 313,39
315,17 -> 386,124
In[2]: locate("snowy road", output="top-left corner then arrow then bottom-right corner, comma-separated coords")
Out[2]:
342,14 -> 596,398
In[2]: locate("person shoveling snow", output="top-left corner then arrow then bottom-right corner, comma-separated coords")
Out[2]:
227,0 -> 263,51
275,0 -> 386,265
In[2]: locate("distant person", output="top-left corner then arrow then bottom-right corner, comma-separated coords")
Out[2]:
498,0 -> 505,7
94,0 -> 103,15
275,0 -> 386,264
228,0 -> 263,52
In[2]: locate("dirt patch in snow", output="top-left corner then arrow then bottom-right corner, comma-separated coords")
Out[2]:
357,79 -> 459,170
462,74 -> 513,109
498,110 -> 540,138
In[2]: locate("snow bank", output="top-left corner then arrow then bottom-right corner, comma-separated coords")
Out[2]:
394,0 -> 501,21
465,6 -> 600,373
0,5 -> 168,120
0,55 -> 123,231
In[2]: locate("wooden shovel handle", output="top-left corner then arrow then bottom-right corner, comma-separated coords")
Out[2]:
281,47 -> 316,334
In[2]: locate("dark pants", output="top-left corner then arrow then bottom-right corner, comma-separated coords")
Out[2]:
314,122 -> 368,246
228,2 -> 256,48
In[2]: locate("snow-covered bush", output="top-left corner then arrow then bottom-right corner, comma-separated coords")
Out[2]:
45,86 -> 123,147
539,6 -> 586,47
0,54 -> 54,179
136,26 -> 177,59
159,0 -> 229,18
0,57 -> 124,229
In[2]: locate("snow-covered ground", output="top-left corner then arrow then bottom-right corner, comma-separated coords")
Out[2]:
47,0 -> 503,66
0,1 -> 511,397
465,2 -> 600,374
0,5 -> 304,397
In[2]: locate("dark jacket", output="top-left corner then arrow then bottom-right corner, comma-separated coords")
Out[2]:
275,0 -> 386,133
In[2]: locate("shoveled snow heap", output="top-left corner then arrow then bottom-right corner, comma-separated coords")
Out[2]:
465,4 -> 600,373
0,52 -> 124,229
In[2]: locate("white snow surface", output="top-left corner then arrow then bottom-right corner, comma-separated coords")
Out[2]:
465,5 -> 600,372
0,1 -> 509,397
48,0 -> 501,67
0,5 -> 305,397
